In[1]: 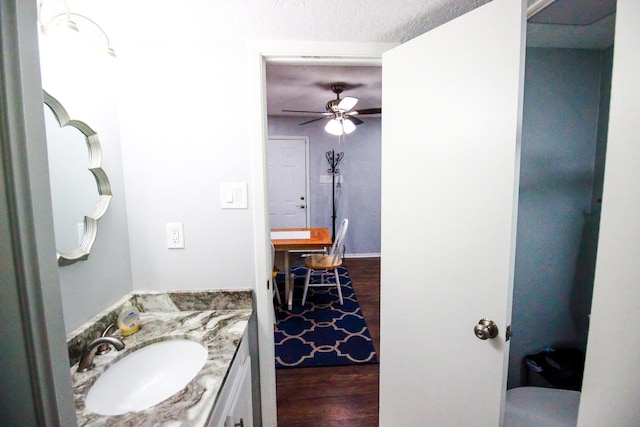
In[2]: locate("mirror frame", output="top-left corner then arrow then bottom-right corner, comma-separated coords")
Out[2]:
44,90 -> 112,266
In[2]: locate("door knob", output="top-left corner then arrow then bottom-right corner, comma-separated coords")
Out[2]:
474,318 -> 499,340
296,204 -> 306,209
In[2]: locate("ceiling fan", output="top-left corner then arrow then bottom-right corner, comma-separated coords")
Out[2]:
282,84 -> 382,136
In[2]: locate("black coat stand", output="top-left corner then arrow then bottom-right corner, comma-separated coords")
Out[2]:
325,150 -> 344,240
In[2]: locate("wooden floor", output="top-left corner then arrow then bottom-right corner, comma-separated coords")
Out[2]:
275,258 -> 381,427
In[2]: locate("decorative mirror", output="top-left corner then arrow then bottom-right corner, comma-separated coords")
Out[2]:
43,90 -> 112,266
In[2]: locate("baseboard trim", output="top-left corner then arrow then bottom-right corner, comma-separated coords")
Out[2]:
344,253 -> 381,259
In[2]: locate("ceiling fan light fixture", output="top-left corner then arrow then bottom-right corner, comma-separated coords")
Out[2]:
343,118 -> 356,134
325,119 -> 344,136
288,83 -> 381,137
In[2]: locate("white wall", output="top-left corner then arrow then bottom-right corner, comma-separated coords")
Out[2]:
268,115 -> 381,255
116,39 -> 256,290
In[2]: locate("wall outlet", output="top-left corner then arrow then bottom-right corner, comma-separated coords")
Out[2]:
166,223 -> 185,249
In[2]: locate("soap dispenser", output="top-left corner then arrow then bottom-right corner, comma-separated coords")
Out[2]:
117,301 -> 140,336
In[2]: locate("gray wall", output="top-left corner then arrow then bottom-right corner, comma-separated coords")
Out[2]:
508,48 -> 611,388
268,115 -> 382,256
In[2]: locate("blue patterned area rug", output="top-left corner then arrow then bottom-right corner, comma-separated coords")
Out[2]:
274,265 -> 378,369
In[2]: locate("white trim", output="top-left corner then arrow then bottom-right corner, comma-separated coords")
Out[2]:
251,40 -> 395,65
345,252 -> 381,259
248,40 -> 396,426
526,0 -> 556,19
268,135 -> 311,227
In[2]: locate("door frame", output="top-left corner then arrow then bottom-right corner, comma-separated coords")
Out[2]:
1,0 -> 77,424
267,135 -> 311,227
247,40 -> 396,425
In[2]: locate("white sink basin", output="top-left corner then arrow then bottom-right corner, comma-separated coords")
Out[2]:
84,339 -> 208,415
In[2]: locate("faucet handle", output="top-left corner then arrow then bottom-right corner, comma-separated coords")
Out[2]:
96,323 -> 116,355
77,336 -> 125,372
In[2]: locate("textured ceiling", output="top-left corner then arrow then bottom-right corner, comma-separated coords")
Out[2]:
67,0 -> 488,44
62,0 -> 615,119
266,64 -> 382,120
65,0 -> 486,119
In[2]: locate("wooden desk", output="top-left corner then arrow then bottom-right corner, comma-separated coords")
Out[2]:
271,227 -> 332,309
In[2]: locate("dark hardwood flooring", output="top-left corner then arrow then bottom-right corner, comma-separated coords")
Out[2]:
275,258 -> 381,427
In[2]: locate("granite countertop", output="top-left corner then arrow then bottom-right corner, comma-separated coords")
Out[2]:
67,290 -> 253,427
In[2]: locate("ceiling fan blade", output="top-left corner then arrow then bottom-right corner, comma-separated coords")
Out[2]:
282,109 -> 328,114
354,108 -> 382,115
338,96 -> 358,112
350,116 -> 364,125
298,116 -> 327,125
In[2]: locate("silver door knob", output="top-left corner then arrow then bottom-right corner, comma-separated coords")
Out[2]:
474,318 -> 499,340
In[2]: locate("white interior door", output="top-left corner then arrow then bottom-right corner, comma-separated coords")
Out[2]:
267,137 -> 309,228
380,0 -> 525,425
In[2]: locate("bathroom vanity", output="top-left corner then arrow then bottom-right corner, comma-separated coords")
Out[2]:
66,290 -> 253,426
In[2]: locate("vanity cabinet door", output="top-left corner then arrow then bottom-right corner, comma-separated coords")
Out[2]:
224,356 -> 253,427
208,333 -> 252,427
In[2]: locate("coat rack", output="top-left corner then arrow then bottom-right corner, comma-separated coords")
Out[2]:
325,149 -> 344,239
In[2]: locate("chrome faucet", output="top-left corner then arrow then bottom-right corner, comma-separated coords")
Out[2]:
95,323 -> 116,355
77,336 -> 125,372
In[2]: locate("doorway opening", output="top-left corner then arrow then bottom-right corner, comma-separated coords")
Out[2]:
263,57 -> 383,425
507,0 -> 616,395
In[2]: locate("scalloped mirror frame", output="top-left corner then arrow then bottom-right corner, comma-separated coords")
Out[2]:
43,90 -> 112,266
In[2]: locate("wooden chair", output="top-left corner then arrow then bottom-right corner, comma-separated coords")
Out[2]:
271,242 -> 281,323
271,242 -> 282,306
301,218 -> 349,306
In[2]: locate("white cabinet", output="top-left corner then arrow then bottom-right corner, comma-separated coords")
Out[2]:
223,359 -> 252,427
208,333 -> 253,427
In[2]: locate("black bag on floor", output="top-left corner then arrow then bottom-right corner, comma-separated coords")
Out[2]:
525,347 -> 585,391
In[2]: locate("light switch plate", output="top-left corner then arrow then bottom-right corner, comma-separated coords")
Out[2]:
220,182 -> 248,209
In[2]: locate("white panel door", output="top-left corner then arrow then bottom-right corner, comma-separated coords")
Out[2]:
267,138 -> 308,228
379,0 -> 525,425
